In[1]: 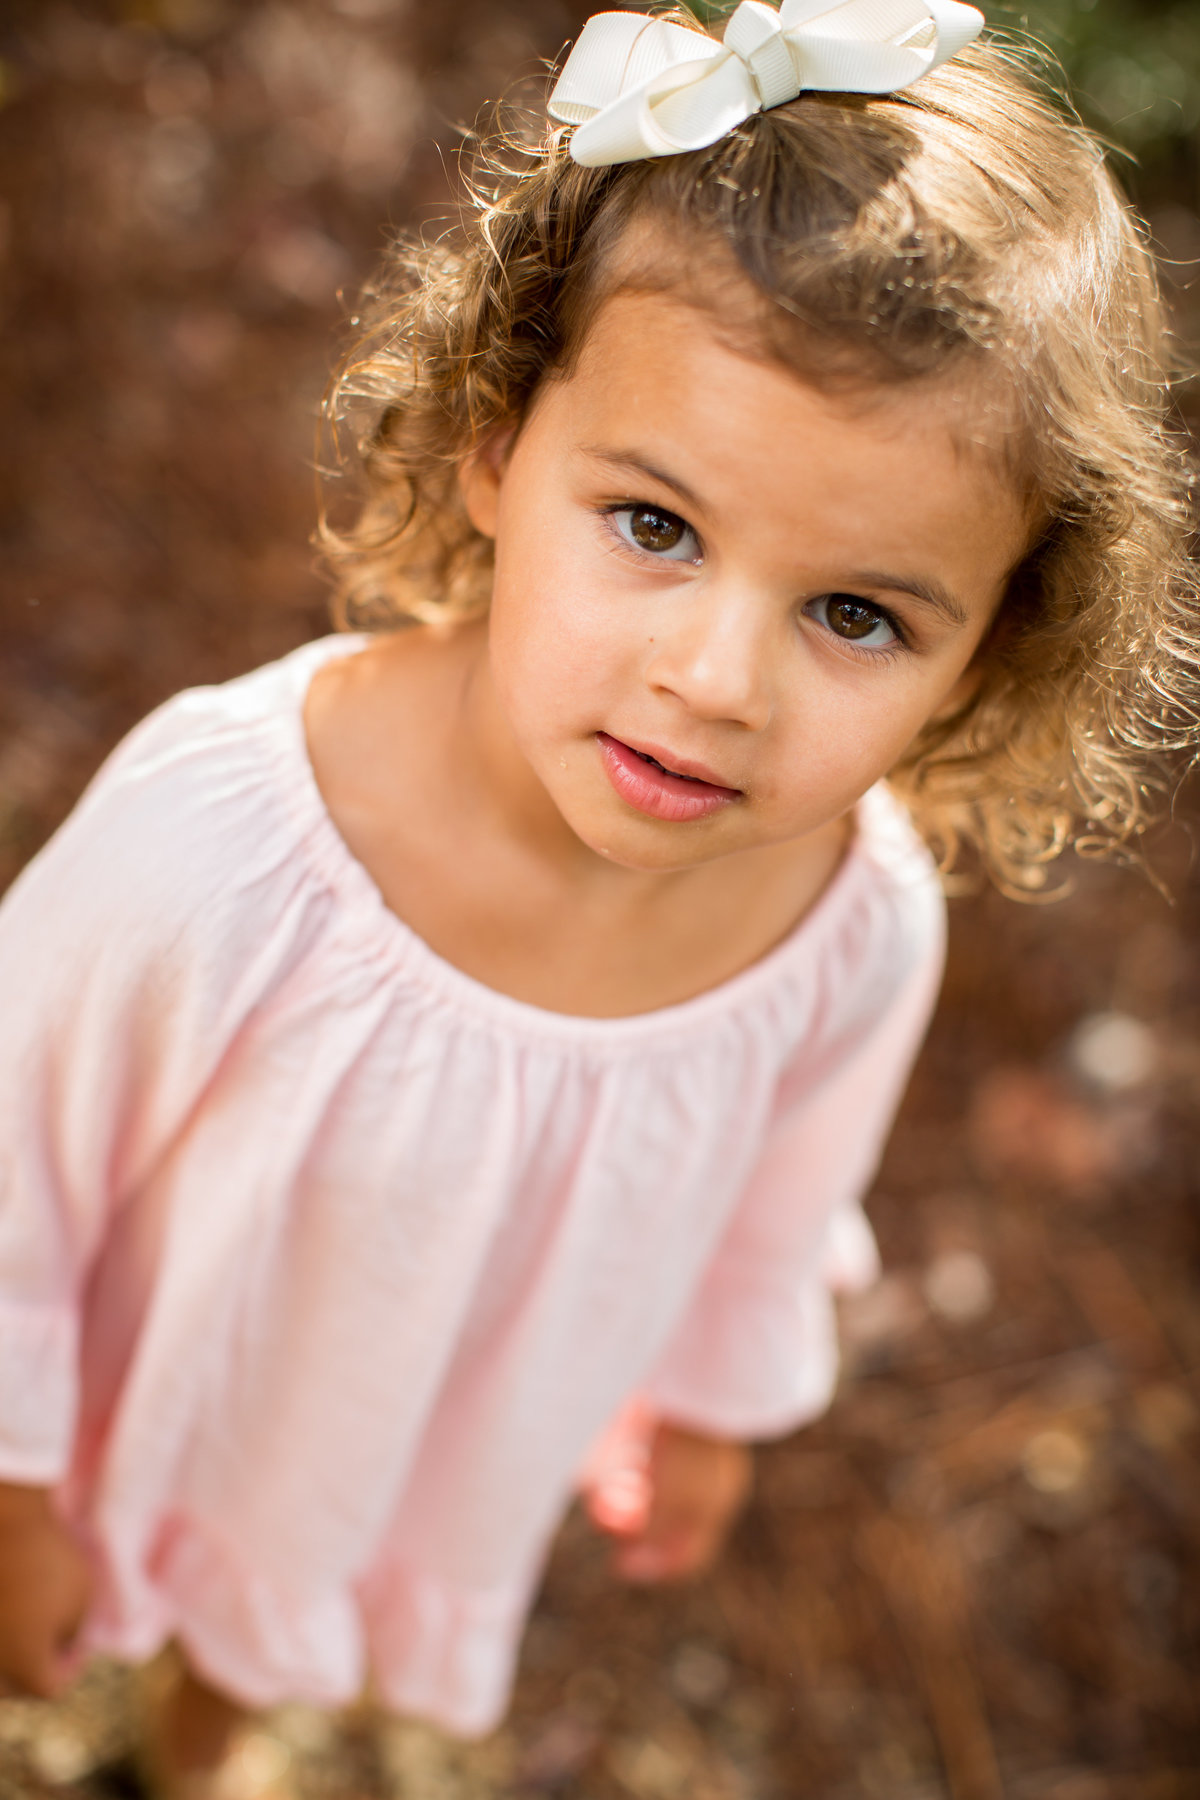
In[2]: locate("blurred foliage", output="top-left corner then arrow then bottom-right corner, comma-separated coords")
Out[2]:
688,0 -> 1200,202
992,1 -> 1200,176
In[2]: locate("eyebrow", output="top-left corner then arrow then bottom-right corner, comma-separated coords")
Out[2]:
580,444 -> 971,629
580,444 -> 706,516
845,570 -> 970,628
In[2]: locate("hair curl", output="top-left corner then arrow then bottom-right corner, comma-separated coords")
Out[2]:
322,25 -> 1200,894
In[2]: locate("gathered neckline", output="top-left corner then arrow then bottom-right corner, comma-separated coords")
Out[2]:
260,633 -> 886,1045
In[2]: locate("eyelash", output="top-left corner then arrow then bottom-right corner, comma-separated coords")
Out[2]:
600,503 -> 702,566
598,501 -> 910,659
809,595 -> 909,661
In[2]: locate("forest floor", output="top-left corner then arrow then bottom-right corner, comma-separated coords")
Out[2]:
0,3 -> 1196,1797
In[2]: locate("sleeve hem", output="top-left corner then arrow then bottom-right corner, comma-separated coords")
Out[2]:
642,1364 -> 838,1444
0,1450 -> 72,1486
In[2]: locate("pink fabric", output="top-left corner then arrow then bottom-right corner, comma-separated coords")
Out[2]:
0,636 -> 944,1735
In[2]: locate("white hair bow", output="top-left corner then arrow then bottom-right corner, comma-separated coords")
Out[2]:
548,0 -> 985,167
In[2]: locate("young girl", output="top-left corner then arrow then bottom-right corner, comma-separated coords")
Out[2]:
1,1 -> 1196,1793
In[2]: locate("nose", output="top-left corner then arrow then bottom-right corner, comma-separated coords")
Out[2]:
644,587 -> 773,731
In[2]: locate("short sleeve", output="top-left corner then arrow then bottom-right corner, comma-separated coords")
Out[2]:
641,867 -> 945,1442
0,693 -> 322,1482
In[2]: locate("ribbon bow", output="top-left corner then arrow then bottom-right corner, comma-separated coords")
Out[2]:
548,0 -> 985,166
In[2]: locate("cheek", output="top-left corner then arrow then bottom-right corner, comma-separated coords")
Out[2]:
766,664 -> 946,799
489,577 -> 629,740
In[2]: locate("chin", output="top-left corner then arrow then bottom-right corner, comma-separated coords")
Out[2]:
571,812 -> 735,872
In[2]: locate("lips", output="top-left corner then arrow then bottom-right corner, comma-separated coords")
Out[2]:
596,732 -> 741,823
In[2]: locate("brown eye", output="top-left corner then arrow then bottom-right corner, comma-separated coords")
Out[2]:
826,597 -> 883,639
807,594 -> 899,650
610,504 -> 700,564
629,507 -> 684,553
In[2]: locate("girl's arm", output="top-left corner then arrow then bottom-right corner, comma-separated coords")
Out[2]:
0,695 -> 316,1690
0,687 -> 320,1562
0,792 -> 221,1487
586,856 -> 945,1580
0,746 -> 232,1693
0,1483 -> 91,1698
640,917 -> 944,1445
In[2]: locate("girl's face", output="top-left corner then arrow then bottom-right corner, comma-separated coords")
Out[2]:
462,288 -> 1031,873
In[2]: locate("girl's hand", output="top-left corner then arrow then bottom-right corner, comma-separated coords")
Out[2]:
0,1483 -> 92,1698
588,1420 -> 752,1584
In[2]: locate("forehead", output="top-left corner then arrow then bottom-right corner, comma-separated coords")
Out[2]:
555,288 -> 1024,510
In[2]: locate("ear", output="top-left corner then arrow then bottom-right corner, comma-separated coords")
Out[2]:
458,428 -> 516,540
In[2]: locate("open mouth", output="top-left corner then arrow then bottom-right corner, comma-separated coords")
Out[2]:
595,733 -> 741,824
632,747 -> 701,782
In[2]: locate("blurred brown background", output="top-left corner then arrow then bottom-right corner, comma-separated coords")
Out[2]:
0,3 -> 1197,1797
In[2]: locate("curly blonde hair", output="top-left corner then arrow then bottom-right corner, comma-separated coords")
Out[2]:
322,26 -> 1200,893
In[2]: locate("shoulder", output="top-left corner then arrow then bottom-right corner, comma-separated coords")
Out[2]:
1,636 -> 366,964
87,635 -> 362,808
83,635 -> 361,839
808,782 -> 946,1034
853,782 -> 946,947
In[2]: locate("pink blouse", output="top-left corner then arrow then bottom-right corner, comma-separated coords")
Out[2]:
0,636 -> 944,1735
